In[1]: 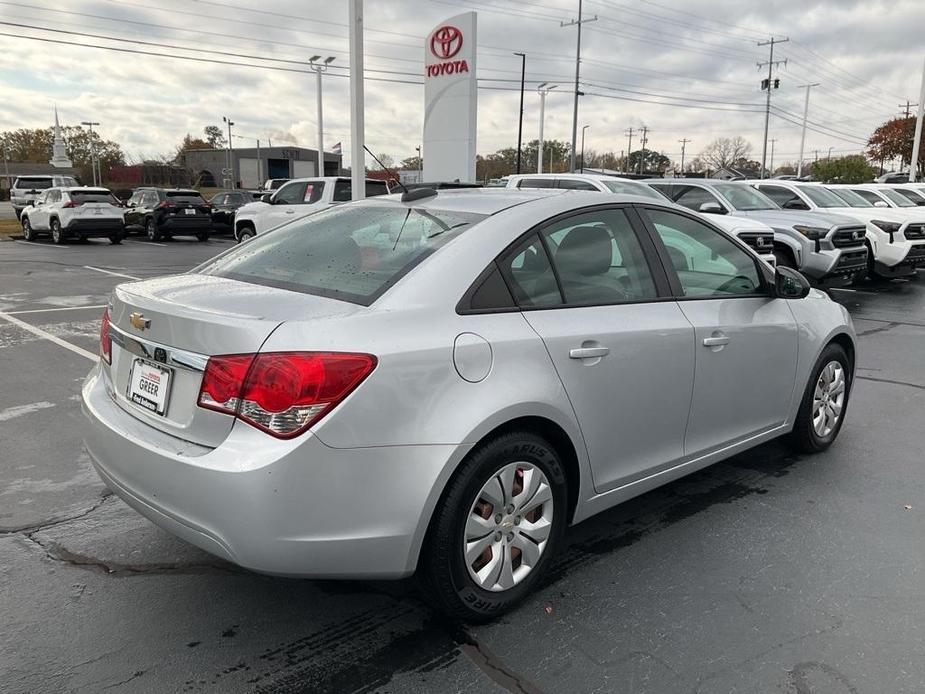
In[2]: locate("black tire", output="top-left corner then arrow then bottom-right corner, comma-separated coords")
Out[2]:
419,431 -> 568,622
237,225 -> 255,243
196,232 -> 209,242
50,218 -> 65,245
146,218 -> 162,242
14,208 -> 22,221
789,343 -> 852,453
108,233 -> 122,245
21,217 -> 35,241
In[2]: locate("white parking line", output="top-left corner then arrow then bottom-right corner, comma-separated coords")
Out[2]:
83,266 -> 142,281
7,304 -> 107,315
125,239 -> 167,247
14,240 -> 70,249
0,310 -> 96,361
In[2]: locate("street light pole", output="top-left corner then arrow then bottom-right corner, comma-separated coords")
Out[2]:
223,116 -> 235,188
537,83 -> 556,174
80,121 -> 100,186
909,57 -> 925,183
796,82 -> 820,178
514,52 -> 526,174
309,56 -> 336,177
580,124 -> 589,173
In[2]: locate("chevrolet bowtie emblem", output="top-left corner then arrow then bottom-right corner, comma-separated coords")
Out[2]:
130,312 -> 150,331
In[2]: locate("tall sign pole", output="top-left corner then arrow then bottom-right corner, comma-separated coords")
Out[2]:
909,56 -> 925,183
757,37 -> 788,179
561,1 -> 597,173
515,52 -> 526,174
537,83 -> 556,174
796,82 -> 820,178
310,56 -> 335,177
349,0 -> 365,199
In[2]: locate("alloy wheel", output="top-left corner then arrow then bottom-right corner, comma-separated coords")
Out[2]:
463,461 -> 554,592
812,360 -> 846,438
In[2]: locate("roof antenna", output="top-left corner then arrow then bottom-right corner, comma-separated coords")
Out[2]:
363,146 -> 437,203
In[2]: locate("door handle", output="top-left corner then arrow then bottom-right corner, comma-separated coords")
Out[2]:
285,209 -> 296,214
702,335 -> 730,347
569,346 -> 610,359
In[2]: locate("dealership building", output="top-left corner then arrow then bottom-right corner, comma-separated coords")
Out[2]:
177,146 -> 342,188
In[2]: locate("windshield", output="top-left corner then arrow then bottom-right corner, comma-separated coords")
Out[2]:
199,204 -> 486,306
800,186 -> 849,208
602,180 -> 663,199
712,183 -> 778,210
825,187 -> 873,207
14,177 -> 52,190
892,188 -> 925,205
879,188 -> 916,207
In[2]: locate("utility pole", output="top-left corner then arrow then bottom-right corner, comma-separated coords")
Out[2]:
757,36 -> 789,179
223,116 -> 235,188
537,83 -> 557,174
678,138 -> 691,174
638,126 -> 649,175
348,0 -> 365,200
769,139 -> 777,174
580,124 -> 589,173
561,0 -> 597,172
910,57 -> 925,182
80,121 -> 100,186
515,52 -> 526,174
900,100 -> 918,118
624,127 -> 634,173
309,56 -> 335,177
796,82 -> 819,178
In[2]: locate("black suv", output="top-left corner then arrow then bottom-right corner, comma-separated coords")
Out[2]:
124,188 -> 212,241
207,190 -> 254,234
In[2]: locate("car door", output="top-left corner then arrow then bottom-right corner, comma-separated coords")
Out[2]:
501,206 -> 696,492
124,192 -> 142,227
30,191 -> 50,229
639,206 -> 799,456
262,181 -> 324,231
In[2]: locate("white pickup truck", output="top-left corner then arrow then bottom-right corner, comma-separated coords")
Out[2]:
234,177 -> 390,241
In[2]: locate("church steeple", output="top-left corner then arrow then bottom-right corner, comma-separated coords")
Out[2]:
50,104 -> 72,168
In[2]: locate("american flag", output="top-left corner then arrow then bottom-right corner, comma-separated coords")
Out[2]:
332,142 -> 342,155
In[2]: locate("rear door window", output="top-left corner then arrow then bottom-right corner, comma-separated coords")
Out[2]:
556,179 -> 599,191
200,205 -> 486,305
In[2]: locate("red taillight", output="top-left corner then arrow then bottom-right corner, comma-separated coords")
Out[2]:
197,352 -> 376,438
157,201 -> 176,209
62,200 -> 77,208
100,309 -> 112,364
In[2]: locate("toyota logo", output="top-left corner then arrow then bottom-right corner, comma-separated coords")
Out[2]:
852,231 -> 859,240
431,25 -> 463,59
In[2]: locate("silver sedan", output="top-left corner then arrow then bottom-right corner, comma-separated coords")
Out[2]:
82,189 -> 855,620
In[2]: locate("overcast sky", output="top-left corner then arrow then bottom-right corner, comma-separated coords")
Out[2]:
1,0 -> 922,168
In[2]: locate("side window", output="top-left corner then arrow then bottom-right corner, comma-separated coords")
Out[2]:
128,192 -> 141,206
541,209 -> 658,305
501,235 -> 563,308
645,209 -> 764,298
516,178 -> 555,189
333,180 -> 353,201
556,179 -> 598,191
852,189 -> 883,205
759,185 -> 804,208
672,185 -> 723,212
274,181 -> 308,204
48,190 -> 60,203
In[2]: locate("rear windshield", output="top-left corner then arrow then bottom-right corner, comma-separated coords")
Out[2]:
199,204 -> 486,305
14,177 -> 52,190
826,187 -> 873,207
166,191 -> 206,203
69,190 -> 118,204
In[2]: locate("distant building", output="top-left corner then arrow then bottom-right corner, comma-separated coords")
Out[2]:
177,146 -> 341,189
711,166 -> 761,181
49,106 -> 72,168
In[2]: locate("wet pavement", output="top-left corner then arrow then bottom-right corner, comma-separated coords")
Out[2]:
1,236 -> 924,693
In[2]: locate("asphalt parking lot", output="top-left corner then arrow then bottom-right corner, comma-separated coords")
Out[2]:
2,236 -> 924,694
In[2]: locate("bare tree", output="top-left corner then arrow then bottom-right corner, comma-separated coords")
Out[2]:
699,136 -> 753,171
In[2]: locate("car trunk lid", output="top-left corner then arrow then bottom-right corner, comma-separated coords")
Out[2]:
105,273 -> 362,447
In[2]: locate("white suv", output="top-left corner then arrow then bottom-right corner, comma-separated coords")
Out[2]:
10,174 -> 79,220
506,173 -> 777,266
20,187 -> 126,245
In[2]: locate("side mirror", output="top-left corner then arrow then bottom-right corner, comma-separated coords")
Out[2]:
261,193 -> 273,204
873,200 -> 889,208
775,266 -> 811,299
29,200 -> 36,207
698,201 -> 726,214
783,198 -> 809,210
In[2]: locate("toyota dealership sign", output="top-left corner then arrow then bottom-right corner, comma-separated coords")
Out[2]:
423,12 -> 477,182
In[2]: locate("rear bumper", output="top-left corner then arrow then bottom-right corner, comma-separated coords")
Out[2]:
81,365 -> 458,578
63,218 -> 124,236
160,217 -> 212,233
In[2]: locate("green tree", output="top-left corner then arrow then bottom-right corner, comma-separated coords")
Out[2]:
810,155 -> 876,183
0,125 -> 125,183
627,149 -> 671,174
